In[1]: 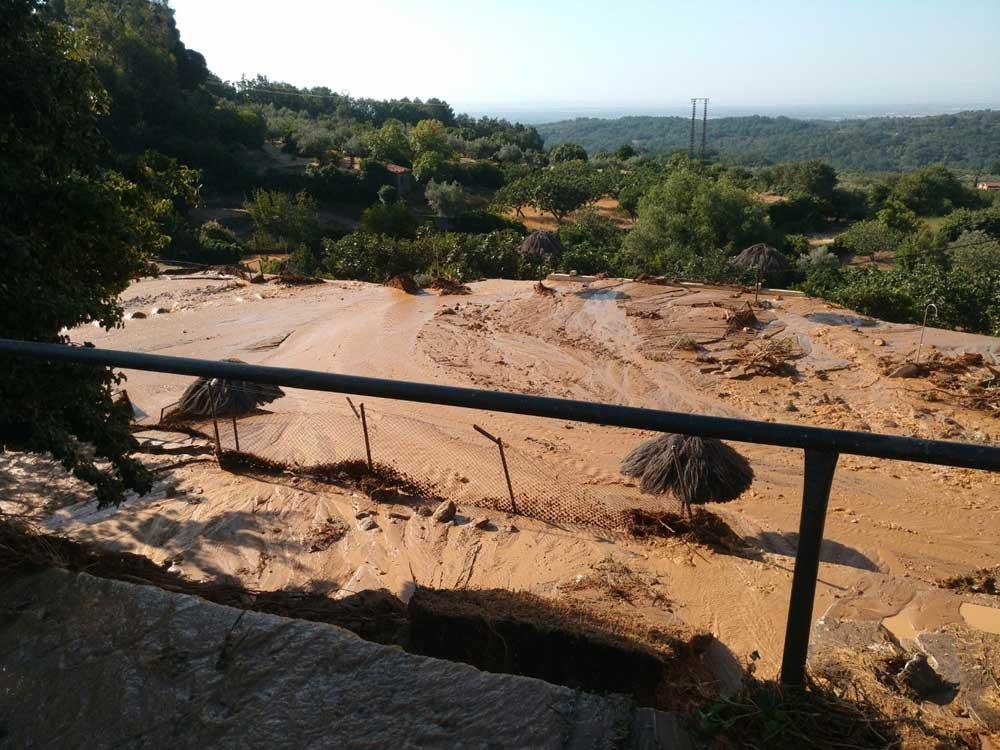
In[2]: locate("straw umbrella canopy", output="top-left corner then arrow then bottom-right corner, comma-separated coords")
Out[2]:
175,359 -> 284,419
731,244 -> 789,277
621,434 -> 754,514
519,231 -> 564,260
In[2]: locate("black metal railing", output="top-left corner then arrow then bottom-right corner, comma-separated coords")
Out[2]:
3,338 -> 999,685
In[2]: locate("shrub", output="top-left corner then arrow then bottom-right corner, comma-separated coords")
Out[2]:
323,232 -> 432,281
244,189 -> 319,249
558,208 -> 625,275
950,230 -> 1000,276
830,220 -> 902,260
195,220 -> 243,263
796,245 -> 839,275
497,144 -> 523,163
358,201 -> 419,239
425,179 -> 469,219
285,244 -> 321,275
783,233 -> 812,257
550,142 -> 589,163
450,210 -> 526,235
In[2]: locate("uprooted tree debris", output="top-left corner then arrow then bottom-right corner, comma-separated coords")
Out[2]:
217,451 -> 445,505
701,337 -> 802,379
427,277 -> 471,295
880,351 -> 1000,416
384,273 -> 420,294
695,665 -> 980,750
559,556 -> 670,606
275,271 -> 324,286
724,303 -> 759,336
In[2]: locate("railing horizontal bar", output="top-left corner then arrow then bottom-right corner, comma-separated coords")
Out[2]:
3,338 -> 1000,472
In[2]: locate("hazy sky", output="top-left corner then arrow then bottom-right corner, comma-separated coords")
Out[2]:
170,0 -> 1000,109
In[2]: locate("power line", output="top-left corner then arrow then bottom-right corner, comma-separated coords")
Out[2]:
688,97 -> 709,159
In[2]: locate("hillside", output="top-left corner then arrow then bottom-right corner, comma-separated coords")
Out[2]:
537,110 -> 1000,171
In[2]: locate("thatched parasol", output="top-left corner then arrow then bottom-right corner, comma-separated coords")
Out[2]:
621,434 -> 753,514
175,359 -> 284,418
731,244 -> 789,277
519,231 -> 564,260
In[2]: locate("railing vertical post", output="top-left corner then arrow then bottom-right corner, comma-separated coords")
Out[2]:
360,403 -> 372,468
780,448 -> 839,685
231,417 -> 240,453
206,380 -> 221,457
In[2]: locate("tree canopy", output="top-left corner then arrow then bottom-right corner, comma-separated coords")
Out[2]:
623,170 -> 770,272
1,0 -> 159,502
537,111 -> 1000,171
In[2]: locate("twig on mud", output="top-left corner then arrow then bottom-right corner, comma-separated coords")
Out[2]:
654,517 -> 711,564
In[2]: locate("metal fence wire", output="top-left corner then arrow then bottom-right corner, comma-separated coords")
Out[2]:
159,379 -> 677,533
8,339 -> 1000,686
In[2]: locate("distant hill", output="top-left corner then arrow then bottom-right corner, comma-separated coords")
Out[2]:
536,111 -> 1000,172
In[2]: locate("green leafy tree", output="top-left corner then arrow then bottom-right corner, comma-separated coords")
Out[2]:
614,143 -> 637,160
358,201 -> 418,239
884,165 -> 979,216
492,177 -> 534,218
894,228 -> 949,271
876,198 -> 920,235
497,144 -> 524,163
530,164 -> 603,223
425,179 -> 469,219
244,190 -> 319,251
783,233 -> 812,257
557,208 -> 624,274
366,118 -> 412,165
549,142 -> 589,163
408,119 -> 451,158
937,205 -> 1000,242
1,0 -> 159,503
412,151 -> 446,184
830,220 -> 902,261
623,170 -> 769,271
195,220 -> 243,264
762,161 -> 838,205
950,230 -> 1000,276
617,170 -> 659,220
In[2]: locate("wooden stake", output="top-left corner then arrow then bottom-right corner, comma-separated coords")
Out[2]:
360,403 -> 372,468
474,424 -> 518,514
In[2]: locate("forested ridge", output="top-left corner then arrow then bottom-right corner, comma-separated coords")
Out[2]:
537,112 -> 1000,172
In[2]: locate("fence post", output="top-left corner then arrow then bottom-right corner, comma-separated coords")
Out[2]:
779,448 -> 839,685
206,380 -> 222,457
347,397 -> 372,468
360,403 -> 372,468
232,416 -> 240,453
474,424 -> 518,514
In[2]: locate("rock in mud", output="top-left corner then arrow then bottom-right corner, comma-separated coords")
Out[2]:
896,653 -> 956,701
889,362 -> 923,378
358,516 -> 378,531
432,499 -> 456,523
470,517 -> 491,530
